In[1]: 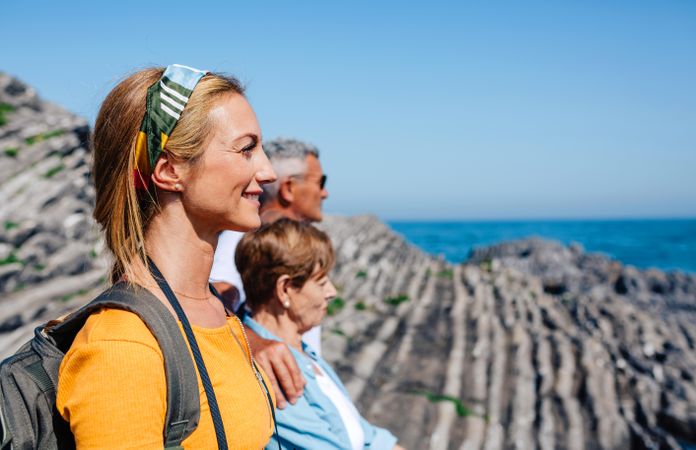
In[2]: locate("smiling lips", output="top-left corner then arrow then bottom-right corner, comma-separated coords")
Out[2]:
242,190 -> 262,206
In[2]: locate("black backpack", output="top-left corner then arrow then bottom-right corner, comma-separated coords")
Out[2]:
0,282 -> 201,450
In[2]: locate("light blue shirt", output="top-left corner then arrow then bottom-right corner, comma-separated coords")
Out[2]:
244,317 -> 398,450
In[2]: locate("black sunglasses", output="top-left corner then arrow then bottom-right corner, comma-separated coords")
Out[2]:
290,174 -> 327,189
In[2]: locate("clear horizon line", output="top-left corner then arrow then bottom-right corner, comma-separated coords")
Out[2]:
378,215 -> 696,223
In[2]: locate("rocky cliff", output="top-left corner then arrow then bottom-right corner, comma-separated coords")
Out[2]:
1,73 -> 695,449
0,73 -> 108,354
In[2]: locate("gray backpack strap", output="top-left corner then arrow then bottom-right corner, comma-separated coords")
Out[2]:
50,282 -> 200,448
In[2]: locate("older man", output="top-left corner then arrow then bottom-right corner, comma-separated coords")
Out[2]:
210,138 -> 328,408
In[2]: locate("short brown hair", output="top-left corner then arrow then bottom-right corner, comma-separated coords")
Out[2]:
235,219 -> 335,311
92,67 -> 244,283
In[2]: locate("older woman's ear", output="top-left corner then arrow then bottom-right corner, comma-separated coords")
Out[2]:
275,274 -> 293,309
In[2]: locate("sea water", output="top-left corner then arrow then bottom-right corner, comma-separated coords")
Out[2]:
388,219 -> 696,273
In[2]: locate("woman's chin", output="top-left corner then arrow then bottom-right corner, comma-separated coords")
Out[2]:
226,214 -> 260,232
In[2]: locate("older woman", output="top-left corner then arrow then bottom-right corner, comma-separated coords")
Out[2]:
236,219 -> 404,450
56,65 -> 277,448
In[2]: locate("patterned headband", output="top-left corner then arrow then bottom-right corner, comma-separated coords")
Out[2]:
134,64 -> 208,190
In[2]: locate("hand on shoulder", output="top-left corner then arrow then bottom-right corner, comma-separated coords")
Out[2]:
244,325 -> 306,409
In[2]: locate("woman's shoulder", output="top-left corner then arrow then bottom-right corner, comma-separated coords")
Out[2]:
69,308 -> 161,355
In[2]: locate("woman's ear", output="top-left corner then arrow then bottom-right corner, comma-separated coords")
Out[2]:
274,274 -> 293,309
151,153 -> 185,192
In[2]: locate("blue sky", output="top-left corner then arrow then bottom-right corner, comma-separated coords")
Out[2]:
2,1 -> 695,219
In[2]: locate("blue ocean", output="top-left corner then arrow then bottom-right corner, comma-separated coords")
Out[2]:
388,219 -> 696,274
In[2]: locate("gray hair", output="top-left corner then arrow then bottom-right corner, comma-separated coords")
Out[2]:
261,138 -> 320,203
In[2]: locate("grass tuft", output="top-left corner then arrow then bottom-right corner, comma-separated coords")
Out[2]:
4,147 -> 19,157
327,297 -> 346,316
384,293 -> 409,306
0,252 -> 22,266
413,390 -> 472,417
25,129 -> 64,146
43,163 -> 65,178
60,288 -> 89,302
0,103 -> 15,127
437,268 -> 454,279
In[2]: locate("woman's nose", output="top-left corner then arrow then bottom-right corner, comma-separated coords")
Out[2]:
256,147 -> 277,185
325,280 -> 337,298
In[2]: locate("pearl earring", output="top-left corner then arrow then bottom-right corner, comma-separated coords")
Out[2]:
283,300 -> 290,309
174,183 -> 182,191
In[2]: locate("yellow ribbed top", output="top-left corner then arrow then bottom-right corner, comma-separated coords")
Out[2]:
57,308 -> 275,449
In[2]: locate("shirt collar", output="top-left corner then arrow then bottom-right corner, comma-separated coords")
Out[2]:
243,316 -> 320,361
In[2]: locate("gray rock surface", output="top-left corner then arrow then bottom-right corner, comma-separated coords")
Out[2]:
320,220 -> 696,449
0,72 -> 108,345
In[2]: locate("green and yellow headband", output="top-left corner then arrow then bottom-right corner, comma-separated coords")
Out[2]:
134,64 -> 208,190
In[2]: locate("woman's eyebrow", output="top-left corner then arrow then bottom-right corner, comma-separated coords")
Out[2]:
233,133 -> 259,145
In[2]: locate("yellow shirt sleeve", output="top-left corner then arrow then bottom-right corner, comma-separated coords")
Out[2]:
57,309 -> 167,450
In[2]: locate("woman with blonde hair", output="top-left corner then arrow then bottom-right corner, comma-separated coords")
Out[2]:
56,64 -> 277,448
236,219 -> 404,450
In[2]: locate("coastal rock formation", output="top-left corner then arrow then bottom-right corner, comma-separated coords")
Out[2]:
1,73 -> 695,449
320,216 -> 696,450
0,73 -> 108,354
468,238 -> 696,325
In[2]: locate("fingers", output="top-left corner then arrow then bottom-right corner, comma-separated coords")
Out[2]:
252,338 -> 306,409
267,352 -> 296,409
263,361 -> 287,409
274,345 -> 306,406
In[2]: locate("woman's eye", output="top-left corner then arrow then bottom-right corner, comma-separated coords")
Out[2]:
240,144 -> 255,158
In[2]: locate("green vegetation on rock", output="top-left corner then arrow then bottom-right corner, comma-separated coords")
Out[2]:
437,268 -> 454,279
330,327 -> 352,343
44,163 -> 65,178
0,103 -> 15,127
413,390 -> 472,417
327,297 -> 346,316
384,293 -> 409,306
0,252 -> 22,266
355,301 -> 367,311
4,221 -> 19,230
25,129 -> 64,146
331,328 -> 347,338
356,270 -> 367,279
4,147 -> 19,157
60,288 -> 89,303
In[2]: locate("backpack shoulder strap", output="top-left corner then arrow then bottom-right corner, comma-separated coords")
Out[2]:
50,282 -> 200,448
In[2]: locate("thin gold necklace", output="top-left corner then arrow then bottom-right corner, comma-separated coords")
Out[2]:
169,287 -> 211,301
141,280 -> 211,301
